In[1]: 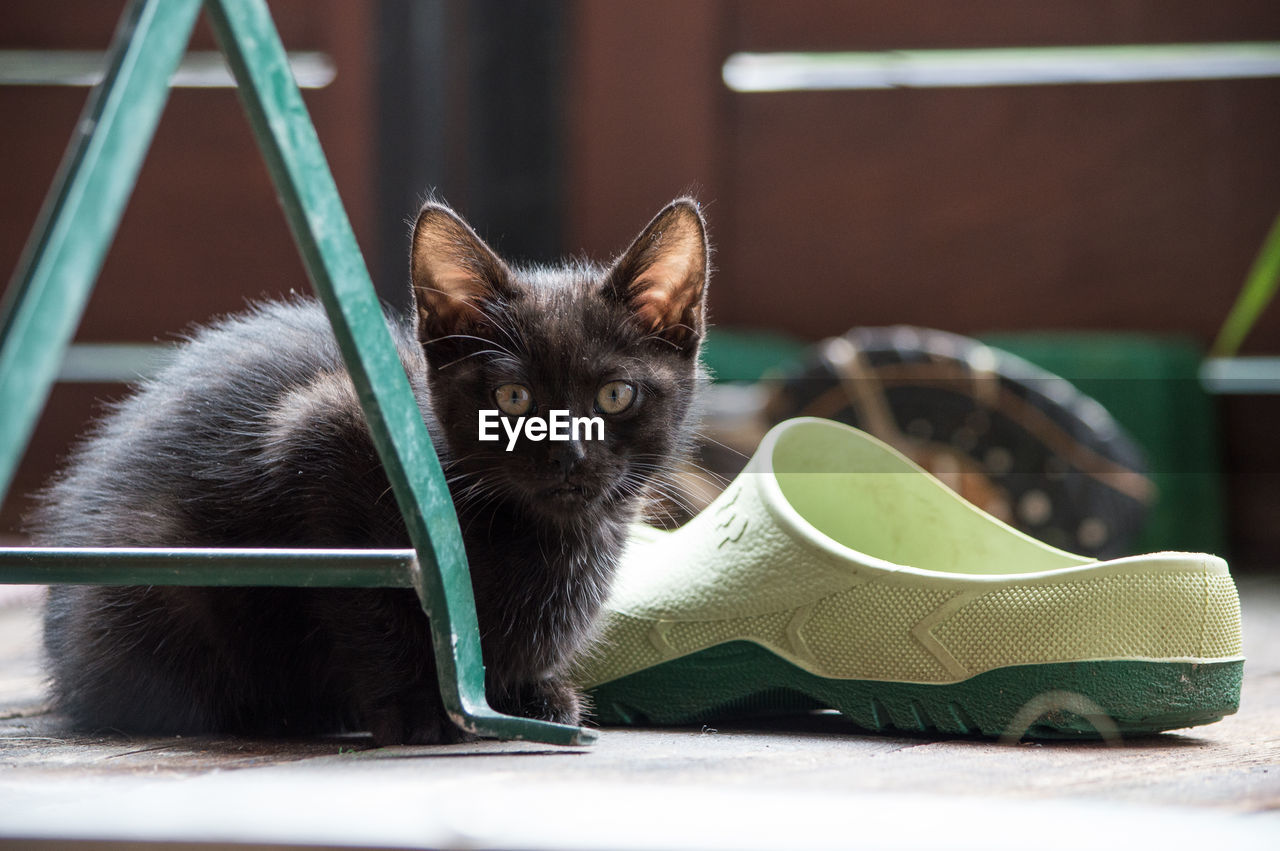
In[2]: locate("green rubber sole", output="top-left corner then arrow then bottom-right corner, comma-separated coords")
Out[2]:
587,641 -> 1243,739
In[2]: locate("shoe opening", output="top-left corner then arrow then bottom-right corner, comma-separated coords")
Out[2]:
767,419 -> 1091,575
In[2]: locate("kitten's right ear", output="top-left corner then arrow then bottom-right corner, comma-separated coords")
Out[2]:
410,203 -> 513,346
604,198 -> 710,354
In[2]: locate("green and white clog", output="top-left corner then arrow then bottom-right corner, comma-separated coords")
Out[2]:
577,418 -> 1243,739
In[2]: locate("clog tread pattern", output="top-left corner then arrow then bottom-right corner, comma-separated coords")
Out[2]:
934,571 -> 1243,673
665,610 -> 792,661
587,568 -> 1241,688
1200,574 -> 1246,658
806,584 -> 954,682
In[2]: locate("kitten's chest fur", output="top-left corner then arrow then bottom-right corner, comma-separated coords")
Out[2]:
269,345 -> 625,678
463,501 -> 623,679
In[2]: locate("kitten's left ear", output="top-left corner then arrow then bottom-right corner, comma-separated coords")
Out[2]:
605,197 -> 709,354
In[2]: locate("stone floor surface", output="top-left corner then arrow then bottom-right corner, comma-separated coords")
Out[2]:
0,578 -> 1276,850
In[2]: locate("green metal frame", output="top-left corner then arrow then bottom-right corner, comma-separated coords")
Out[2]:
0,0 -> 592,746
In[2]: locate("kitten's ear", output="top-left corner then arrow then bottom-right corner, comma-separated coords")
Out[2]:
410,202 -> 513,345
605,198 -> 709,354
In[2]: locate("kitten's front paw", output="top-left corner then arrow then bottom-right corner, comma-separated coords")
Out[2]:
409,717 -> 478,745
365,700 -> 476,746
498,677 -> 583,726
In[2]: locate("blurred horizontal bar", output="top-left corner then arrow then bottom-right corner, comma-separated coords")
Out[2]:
59,345 -> 1280,395
0,547 -> 418,587
723,42 -> 1280,91
57,342 -> 172,382
1200,357 -> 1280,395
0,50 -> 335,88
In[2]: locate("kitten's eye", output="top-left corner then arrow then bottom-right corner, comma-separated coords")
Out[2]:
596,380 -> 636,415
495,384 -> 533,415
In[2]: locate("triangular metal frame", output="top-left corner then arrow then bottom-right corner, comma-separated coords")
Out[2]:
0,0 -> 591,746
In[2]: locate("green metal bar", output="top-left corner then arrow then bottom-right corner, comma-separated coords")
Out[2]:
0,548 -> 416,587
0,0 -> 202,505
203,0 -> 592,746
1210,210 -> 1280,357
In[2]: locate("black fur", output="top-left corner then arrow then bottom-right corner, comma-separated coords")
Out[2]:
31,199 -> 710,744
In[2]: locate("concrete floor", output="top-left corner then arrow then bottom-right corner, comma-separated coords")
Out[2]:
0,579 -> 1277,850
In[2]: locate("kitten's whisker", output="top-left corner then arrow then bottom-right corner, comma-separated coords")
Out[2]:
662,468 -> 729,494
642,487 -> 700,517
427,333 -> 517,359
637,333 -> 681,351
629,456 -> 724,484
417,286 -> 489,313
635,475 -> 703,514
488,318 -> 525,359
626,461 -> 715,494
437,348 -> 515,372
629,453 -> 731,491
611,307 -> 697,350
443,451 -> 487,472
692,430 -> 751,462
615,466 -> 702,518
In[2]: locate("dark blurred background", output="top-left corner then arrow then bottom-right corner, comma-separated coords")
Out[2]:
1,1 -> 1278,566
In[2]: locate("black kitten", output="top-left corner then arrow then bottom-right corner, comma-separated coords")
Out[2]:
31,198 -> 710,744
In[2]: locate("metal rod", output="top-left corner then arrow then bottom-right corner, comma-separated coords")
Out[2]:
1200,357 -> 1280,395
723,42 -> 1280,92
0,547 -> 417,587
0,0 -> 202,504
0,50 -> 335,89
203,0 -> 592,746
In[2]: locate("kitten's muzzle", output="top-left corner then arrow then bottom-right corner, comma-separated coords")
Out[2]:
548,441 -> 585,478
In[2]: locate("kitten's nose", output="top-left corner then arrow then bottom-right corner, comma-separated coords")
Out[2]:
549,440 -> 585,480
